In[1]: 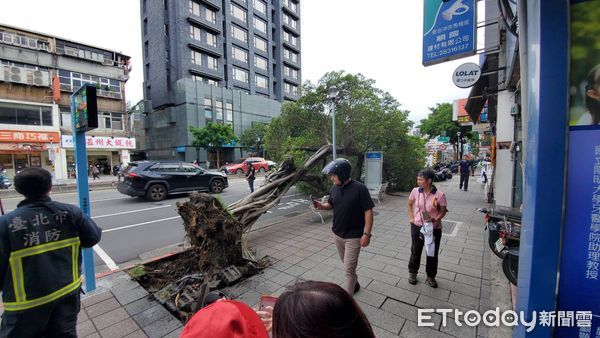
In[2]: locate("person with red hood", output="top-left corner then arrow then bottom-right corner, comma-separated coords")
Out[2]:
180,300 -> 269,338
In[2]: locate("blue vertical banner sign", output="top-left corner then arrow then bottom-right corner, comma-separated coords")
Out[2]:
557,1 -> 600,336
71,84 -> 99,292
422,0 -> 476,66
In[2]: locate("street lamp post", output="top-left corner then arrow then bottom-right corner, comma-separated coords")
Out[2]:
457,131 -> 462,159
327,86 -> 339,159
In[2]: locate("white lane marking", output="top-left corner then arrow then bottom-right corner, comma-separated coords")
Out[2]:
93,205 -> 172,219
102,216 -> 181,233
90,197 -> 133,203
93,244 -> 119,271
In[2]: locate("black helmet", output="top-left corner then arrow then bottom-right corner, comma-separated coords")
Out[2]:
322,158 -> 352,182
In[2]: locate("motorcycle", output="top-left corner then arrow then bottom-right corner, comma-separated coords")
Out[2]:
478,206 -> 521,285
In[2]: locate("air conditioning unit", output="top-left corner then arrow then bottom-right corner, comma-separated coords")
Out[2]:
31,70 -> 50,87
10,66 -> 23,84
0,67 -> 5,82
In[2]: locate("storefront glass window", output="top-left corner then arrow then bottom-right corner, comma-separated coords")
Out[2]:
14,154 -> 28,171
0,154 -> 13,170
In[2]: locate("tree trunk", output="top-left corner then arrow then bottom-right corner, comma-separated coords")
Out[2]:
354,152 -> 365,181
176,144 -> 332,269
216,149 -> 220,169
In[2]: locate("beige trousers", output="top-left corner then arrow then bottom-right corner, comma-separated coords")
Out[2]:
334,234 -> 361,295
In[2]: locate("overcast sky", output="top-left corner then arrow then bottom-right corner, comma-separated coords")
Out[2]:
0,0 -> 480,124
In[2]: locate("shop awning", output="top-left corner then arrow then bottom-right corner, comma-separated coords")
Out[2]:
464,54 -> 499,123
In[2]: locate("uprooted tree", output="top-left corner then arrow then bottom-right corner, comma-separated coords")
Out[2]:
176,144 -> 330,276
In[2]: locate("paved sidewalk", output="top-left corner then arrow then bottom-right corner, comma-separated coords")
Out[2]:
56,173 -> 503,337
230,176 -> 498,338
77,272 -> 183,338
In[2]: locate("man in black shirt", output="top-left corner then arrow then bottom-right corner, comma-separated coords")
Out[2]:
315,158 -> 374,295
459,155 -> 471,191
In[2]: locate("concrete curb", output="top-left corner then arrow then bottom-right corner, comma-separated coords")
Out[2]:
0,181 -> 117,198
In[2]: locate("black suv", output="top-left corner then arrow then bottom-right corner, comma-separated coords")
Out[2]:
117,161 -> 228,201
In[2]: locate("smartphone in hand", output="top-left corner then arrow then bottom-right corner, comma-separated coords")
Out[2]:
259,295 -> 278,311
312,199 -> 319,208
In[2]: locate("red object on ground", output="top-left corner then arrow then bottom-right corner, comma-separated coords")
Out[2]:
180,300 -> 269,338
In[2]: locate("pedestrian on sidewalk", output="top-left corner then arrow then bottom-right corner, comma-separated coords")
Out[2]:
246,160 -> 256,193
407,169 -> 448,288
0,167 -> 102,337
314,158 -> 374,295
459,155 -> 471,191
92,165 -> 100,180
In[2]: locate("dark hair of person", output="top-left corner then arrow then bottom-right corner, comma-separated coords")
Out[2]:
418,168 -> 436,185
585,65 -> 600,125
14,167 -> 52,198
272,281 -> 375,338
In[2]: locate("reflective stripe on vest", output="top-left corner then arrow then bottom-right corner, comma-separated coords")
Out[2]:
4,237 -> 81,312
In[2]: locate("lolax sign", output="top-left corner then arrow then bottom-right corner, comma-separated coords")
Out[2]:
452,62 -> 481,88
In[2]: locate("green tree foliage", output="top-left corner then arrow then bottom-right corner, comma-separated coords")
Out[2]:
419,103 -> 474,159
239,123 -> 267,155
264,71 -> 425,192
189,122 -> 238,168
570,2 -> 600,107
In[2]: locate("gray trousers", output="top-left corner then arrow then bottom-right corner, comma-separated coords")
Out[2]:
334,234 -> 361,295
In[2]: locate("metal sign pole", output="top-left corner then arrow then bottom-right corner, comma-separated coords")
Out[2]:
71,85 -> 96,292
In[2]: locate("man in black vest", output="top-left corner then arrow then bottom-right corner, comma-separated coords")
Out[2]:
0,168 -> 102,337
314,158 -> 374,295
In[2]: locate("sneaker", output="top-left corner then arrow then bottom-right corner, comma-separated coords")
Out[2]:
354,282 -> 361,294
408,273 -> 417,285
425,277 -> 438,288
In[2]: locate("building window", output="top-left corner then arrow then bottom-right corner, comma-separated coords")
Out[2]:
58,70 -> 121,97
283,0 -> 298,12
284,65 -> 298,79
254,36 -> 267,52
253,17 -> 267,33
206,31 -> 217,47
191,49 -> 202,66
233,67 -> 249,83
284,30 -> 298,46
230,4 -> 247,23
143,19 -> 148,35
193,75 -> 219,86
207,55 -> 218,70
98,112 -> 124,130
284,82 -> 298,95
254,55 -> 268,70
226,102 -> 233,124
255,74 -> 268,89
283,48 -> 298,63
216,100 -> 223,121
232,46 -> 248,63
61,112 -> 72,129
283,14 -> 298,29
0,31 -> 50,52
253,0 -> 267,14
190,25 -> 202,41
204,98 -> 212,123
205,7 -> 217,24
0,102 -> 53,126
189,0 -> 200,16
231,25 -> 248,44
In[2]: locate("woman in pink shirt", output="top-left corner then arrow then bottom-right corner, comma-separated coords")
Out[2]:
407,169 -> 448,288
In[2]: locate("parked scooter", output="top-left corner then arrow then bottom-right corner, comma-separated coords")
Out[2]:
477,206 -> 521,285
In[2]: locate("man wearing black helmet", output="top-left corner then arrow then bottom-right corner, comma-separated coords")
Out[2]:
314,158 -> 374,295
